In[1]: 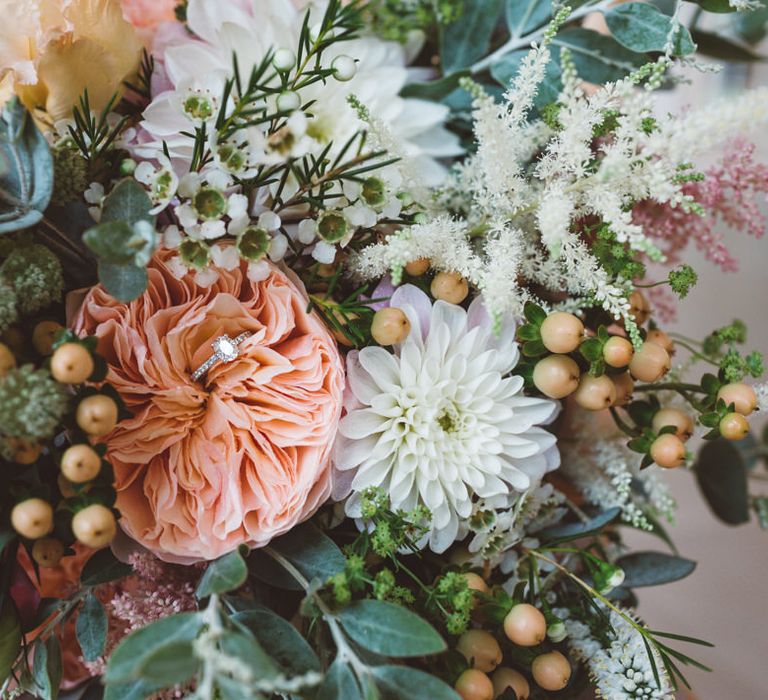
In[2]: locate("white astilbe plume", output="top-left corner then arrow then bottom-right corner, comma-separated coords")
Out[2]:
559,609 -> 674,699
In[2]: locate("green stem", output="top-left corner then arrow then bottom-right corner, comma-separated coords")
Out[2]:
633,382 -> 706,394
610,406 -> 640,437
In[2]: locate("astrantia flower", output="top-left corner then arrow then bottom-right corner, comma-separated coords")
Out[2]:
334,285 -> 559,552
137,0 -> 460,185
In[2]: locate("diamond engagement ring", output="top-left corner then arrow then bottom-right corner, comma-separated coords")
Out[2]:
191,332 -> 251,382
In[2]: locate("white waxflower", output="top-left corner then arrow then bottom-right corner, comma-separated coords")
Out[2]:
173,172 -> 250,240
134,154 -> 179,214
334,285 -> 559,552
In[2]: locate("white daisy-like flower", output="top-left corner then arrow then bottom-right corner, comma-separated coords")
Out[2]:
136,0 -> 461,185
334,284 -> 560,552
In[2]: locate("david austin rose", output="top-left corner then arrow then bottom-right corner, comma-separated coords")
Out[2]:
0,0 -> 141,121
73,250 -> 344,562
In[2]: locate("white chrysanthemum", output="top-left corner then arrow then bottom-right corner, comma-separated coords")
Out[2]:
334,285 -> 559,552
136,0 -> 460,185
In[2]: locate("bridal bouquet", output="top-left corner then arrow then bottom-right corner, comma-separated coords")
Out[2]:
2,1 -> 768,699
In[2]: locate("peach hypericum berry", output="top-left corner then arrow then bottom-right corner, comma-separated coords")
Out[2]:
72,504 -> 117,549
716,383 -> 758,416
456,630 -> 503,673
629,342 -> 670,383
602,336 -> 634,368
650,433 -> 686,469
651,408 -> 694,442
531,651 -> 571,691
503,603 -> 547,647
371,307 -> 411,345
540,312 -> 584,354
533,355 -> 580,399
50,342 -> 95,384
573,375 -> 617,411
11,498 -> 54,539
719,412 -> 750,441
431,271 -> 469,305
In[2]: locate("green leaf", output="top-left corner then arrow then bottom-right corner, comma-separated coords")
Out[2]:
522,339 -> 547,357
81,548 -> 133,586
579,337 -> 603,362
617,551 -> 697,587
316,659 -> 364,700
218,630 -> 280,678
100,178 -> 154,226
196,549 -> 248,599
137,640 -> 199,685
440,0 -> 505,73
103,680 -> 162,700
232,607 -> 320,675
251,523 -> 346,590
337,600 -> 447,657
523,302 -> 547,326
83,220 -> 157,266
105,612 -> 204,684
735,5 -> 768,44
0,98 -> 53,233
686,0 -> 739,13
538,507 -> 622,543
76,592 -> 108,662
372,665 -> 461,700
690,30 -> 764,61
0,599 -> 21,685
605,3 -> 696,56
506,0 -> 551,38
694,438 -> 750,525
32,635 -> 62,700
401,72 -> 470,101
553,28 -> 646,84
98,261 -> 148,302
0,528 -> 15,557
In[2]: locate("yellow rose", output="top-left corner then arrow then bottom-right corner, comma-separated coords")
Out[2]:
0,0 -> 141,122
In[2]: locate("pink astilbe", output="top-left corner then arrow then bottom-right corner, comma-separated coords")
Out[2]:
633,139 -> 768,272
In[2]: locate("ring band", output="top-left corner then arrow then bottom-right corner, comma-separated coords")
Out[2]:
191,332 -> 251,382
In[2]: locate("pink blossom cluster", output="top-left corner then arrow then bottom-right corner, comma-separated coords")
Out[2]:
633,139 -> 768,272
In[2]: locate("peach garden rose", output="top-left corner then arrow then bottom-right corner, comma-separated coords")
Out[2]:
73,250 -> 344,562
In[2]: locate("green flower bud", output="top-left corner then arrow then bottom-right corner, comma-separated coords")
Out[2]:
193,188 -> 227,221
237,227 -> 270,262
179,239 -> 211,270
317,211 -> 348,243
361,177 -> 387,207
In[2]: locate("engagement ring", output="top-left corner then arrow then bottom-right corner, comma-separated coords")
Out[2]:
191,332 -> 251,382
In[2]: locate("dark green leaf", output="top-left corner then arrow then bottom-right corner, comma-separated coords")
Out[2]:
105,612 -> 203,684
522,339 -> 547,357
316,659 -> 364,700
252,523 -> 346,590
232,607 -> 320,675
605,3 -> 696,55
32,635 -> 62,700
0,98 -> 53,233
516,325 -> 541,341
98,261 -> 148,302
372,664 -> 461,700
401,72 -> 470,100
100,178 -> 154,226
81,548 -> 133,586
690,30 -> 764,61
686,0 -> 739,13
507,0 -> 552,38
440,0 -> 505,73
104,680 -> 162,700
337,600 -> 446,657
579,337 -> 603,362
523,302 -> 547,326
76,592 -> 108,662
617,551 -> 696,587
0,529 -> 15,557
537,507 -> 622,543
694,439 -> 750,524
138,640 -> 199,685
196,549 -> 248,599
0,599 -> 21,685
218,631 -> 280,678
735,5 -> 768,44
553,28 -> 645,84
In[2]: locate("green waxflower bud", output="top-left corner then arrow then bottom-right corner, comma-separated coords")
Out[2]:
193,188 -> 227,221
237,227 -> 270,262
119,158 -> 137,176
317,211 -> 349,243
179,239 -> 211,270
591,560 -> 625,595
361,177 -> 387,207
0,365 -> 69,440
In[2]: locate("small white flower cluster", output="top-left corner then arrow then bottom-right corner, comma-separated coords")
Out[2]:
559,609 -> 674,700
560,416 -> 676,529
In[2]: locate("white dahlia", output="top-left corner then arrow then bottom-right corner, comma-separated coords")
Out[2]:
137,0 -> 461,184
334,285 -> 560,552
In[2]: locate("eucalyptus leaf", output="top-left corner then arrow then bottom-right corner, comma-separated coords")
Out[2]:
0,98 -> 53,233
617,551 -> 697,587
98,261 -> 149,303
196,549 -> 248,599
232,607 -> 320,675
605,3 -> 696,56
80,548 -> 133,586
440,0 -> 505,73
32,636 -> 62,700
553,28 -> 645,84
0,599 -> 21,685
506,0 -> 551,38
315,659 -> 364,700
251,523 -> 346,590
537,507 -> 622,543
337,600 -> 446,657
686,0 -> 739,13
401,71 -> 471,101
138,640 -> 199,685
372,665 -> 461,700
105,612 -> 204,684
218,630 -> 280,678
76,593 -> 108,662
100,178 -> 154,226
83,220 -> 156,267
103,680 -> 162,700
694,438 -> 750,524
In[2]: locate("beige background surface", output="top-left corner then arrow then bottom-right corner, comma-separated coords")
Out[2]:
622,62 -> 768,700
